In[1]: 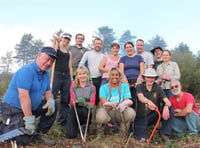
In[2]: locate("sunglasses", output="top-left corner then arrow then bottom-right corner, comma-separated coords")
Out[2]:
170,85 -> 179,89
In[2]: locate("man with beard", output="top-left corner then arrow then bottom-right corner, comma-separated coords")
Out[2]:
170,80 -> 200,136
68,33 -> 88,78
79,38 -> 104,106
150,46 -> 163,70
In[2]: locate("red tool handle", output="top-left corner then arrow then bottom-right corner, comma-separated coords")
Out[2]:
147,107 -> 161,144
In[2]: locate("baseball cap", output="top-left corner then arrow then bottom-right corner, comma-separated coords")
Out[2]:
41,47 -> 57,59
150,46 -> 163,55
61,33 -> 72,40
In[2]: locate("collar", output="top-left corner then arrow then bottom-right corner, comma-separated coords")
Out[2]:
33,61 -> 46,74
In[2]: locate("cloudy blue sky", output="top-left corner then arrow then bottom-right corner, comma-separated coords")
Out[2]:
0,0 -> 200,58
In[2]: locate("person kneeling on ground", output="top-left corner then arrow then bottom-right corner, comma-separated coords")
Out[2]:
66,66 -> 96,138
170,80 -> 200,137
134,68 -> 173,143
0,47 -> 58,147
96,67 -> 136,136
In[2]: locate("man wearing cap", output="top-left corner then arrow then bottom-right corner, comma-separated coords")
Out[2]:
134,68 -> 173,142
150,46 -> 163,70
136,39 -> 154,69
0,47 -> 58,146
52,32 -> 73,125
68,33 -> 89,79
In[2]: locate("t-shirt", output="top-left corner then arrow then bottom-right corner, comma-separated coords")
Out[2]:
79,50 -> 104,78
136,82 -> 166,118
170,92 -> 200,116
3,61 -> 50,110
119,55 -> 144,80
137,51 -> 154,69
100,83 -> 131,104
68,45 -> 88,71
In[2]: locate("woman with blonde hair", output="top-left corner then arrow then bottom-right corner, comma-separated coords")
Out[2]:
66,66 -> 96,139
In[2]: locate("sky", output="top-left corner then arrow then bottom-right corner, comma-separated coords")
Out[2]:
0,0 -> 200,60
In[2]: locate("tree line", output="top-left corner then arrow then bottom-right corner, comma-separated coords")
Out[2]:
0,26 -> 200,98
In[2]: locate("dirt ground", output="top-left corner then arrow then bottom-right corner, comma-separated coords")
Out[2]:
1,102 -> 200,148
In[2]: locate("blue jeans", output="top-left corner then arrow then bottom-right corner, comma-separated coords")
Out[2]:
0,101 -> 57,146
164,89 -> 173,99
101,78 -> 109,86
172,110 -> 200,136
52,71 -> 71,124
134,107 -> 173,139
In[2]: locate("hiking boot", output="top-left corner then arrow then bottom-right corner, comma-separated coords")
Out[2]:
33,133 -> 56,147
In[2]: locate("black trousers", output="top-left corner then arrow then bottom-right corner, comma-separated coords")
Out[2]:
92,77 -> 102,106
0,100 -> 57,146
66,106 -> 92,138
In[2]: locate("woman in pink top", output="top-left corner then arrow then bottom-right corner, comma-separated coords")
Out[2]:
99,43 -> 120,85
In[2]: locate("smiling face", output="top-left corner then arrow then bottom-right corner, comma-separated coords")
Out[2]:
109,69 -> 121,85
144,76 -> 156,87
76,68 -> 89,83
61,37 -> 71,47
162,50 -> 171,63
125,43 -> 134,56
136,40 -> 144,54
93,39 -> 103,52
36,53 -> 55,71
170,81 -> 182,95
75,34 -> 84,46
154,48 -> 163,58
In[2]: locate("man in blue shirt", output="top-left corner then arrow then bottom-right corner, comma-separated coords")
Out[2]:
0,47 -> 57,146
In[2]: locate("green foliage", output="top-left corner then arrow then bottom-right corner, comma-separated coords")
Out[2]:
171,43 -> 200,98
14,33 -> 44,66
95,26 -> 117,54
0,72 -> 13,99
119,30 -> 136,56
144,34 -> 168,52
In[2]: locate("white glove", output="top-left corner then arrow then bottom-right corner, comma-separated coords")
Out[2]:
42,98 -> 55,116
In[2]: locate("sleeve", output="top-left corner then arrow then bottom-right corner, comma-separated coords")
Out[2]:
148,52 -> 154,65
17,67 -> 34,90
136,83 -> 143,95
79,51 -> 89,67
185,93 -> 195,105
172,62 -> 181,80
99,84 -> 108,99
119,56 -> 125,64
89,84 -> 96,106
139,55 -> 144,63
122,84 -> 132,99
157,86 -> 167,100
70,86 -> 77,106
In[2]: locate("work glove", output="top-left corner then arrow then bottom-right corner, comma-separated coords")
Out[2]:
85,102 -> 93,110
77,97 -> 93,109
77,97 -> 86,105
118,100 -> 133,112
42,98 -> 55,116
103,101 -> 118,108
23,116 -> 36,134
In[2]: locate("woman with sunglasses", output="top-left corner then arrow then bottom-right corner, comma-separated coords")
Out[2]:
156,50 -> 181,98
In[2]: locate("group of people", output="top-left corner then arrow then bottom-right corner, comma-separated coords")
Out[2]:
0,32 -> 200,147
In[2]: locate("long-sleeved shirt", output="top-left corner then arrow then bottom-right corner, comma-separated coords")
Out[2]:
156,61 -> 181,89
79,50 -> 104,78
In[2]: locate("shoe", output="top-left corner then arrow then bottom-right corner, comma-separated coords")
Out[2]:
34,133 -> 56,147
161,134 -> 170,143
